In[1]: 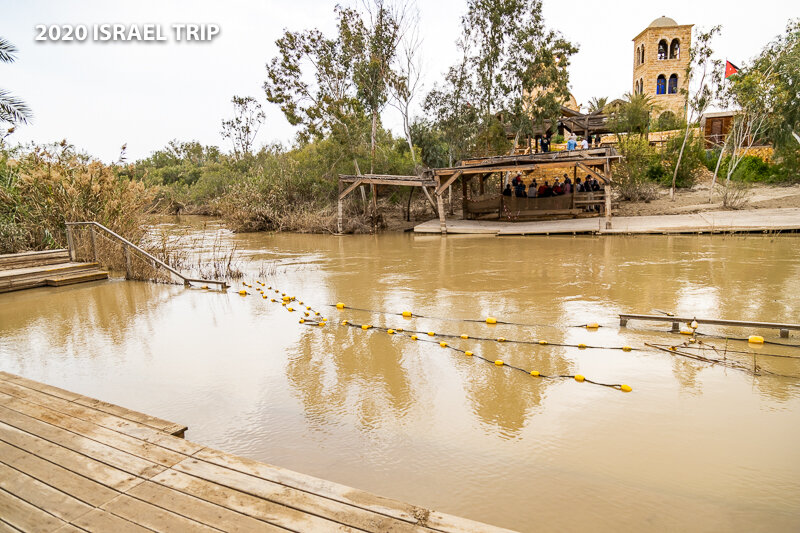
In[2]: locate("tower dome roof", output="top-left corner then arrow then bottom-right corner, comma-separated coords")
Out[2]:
648,16 -> 678,28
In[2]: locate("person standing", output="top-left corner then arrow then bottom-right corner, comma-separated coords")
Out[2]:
567,136 -> 577,151
540,135 -> 550,153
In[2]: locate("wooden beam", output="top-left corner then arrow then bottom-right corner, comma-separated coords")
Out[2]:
576,162 -> 609,184
338,179 -> 363,200
339,174 -> 420,181
337,180 -> 343,234
436,177 -> 446,235
618,314 -> 800,333
435,170 -> 463,195
604,160 -> 612,230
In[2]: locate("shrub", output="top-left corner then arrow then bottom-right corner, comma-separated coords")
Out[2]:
662,134 -> 705,188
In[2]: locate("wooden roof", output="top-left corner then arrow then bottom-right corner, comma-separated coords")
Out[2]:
436,147 -> 621,176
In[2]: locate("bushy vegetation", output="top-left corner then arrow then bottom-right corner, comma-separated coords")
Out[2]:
0,141 -> 151,253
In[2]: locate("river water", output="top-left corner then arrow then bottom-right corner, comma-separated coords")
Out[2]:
1,216 -> 799,532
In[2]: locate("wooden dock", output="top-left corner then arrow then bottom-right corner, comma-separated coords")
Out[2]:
0,250 -> 108,293
0,371 -> 511,532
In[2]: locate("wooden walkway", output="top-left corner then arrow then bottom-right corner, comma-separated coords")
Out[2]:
0,250 -> 108,293
0,371 -> 511,533
413,207 -> 800,235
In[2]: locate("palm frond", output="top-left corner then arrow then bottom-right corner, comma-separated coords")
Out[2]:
0,37 -> 19,63
0,89 -> 33,124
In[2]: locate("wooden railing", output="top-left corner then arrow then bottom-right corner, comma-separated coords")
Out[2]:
65,221 -> 228,289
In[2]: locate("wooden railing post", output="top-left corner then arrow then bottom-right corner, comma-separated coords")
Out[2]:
124,244 -> 132,279
66,224 -> 76,262
89,226 -> 97,262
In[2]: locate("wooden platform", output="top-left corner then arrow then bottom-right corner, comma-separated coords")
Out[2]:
0,371 -> 512,532
414,207 -> 800,235
0,250 -> 108,293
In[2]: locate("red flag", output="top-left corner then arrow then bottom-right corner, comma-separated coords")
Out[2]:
725,60 -> 739,78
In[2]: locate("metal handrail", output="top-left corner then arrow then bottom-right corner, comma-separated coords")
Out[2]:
65,221 -> 228,289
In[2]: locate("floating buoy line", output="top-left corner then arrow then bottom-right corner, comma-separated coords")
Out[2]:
328,303 -> 602,330
231,284 -> 632,392
226,286 -> 800,392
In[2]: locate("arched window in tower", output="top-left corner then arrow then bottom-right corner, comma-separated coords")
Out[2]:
641,45 -> 645,64
670,39 -> 680,59
656,74 -> 666,95
658,40 -> 668,60
635,46 -> 640,65
640,78 -> 644,94
668,74 -> 678,94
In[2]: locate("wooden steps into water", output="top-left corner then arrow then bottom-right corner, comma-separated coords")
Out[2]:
0,371 -> 512,533
0,250 -> 108,293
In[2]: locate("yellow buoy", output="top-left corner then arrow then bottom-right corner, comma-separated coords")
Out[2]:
427,331 -> 435,336
690,320 -> 699,330
688,337 -> 696,343
486,317 -> 497,324
304,312 -> 309,316
315,312 -> 320,316
460,334 -> 469,339
620,384 -> 633,392
281,302 -> 287,307
238,290 -> 247,296
680,329 -> 693,335
622,346 -> 632,352
395,328 -> 403,332
578,343 -> 587,349
530,370 -> 540,377
281,292 -> 285,296
402,311 -> 412,317
282,296 -> 290,302
465,351 -> 473,356
539,340 -> 548,345
336,302 -> 345,309
200,285 -> 208,290
306,306 -> 311,310
299,319 -> 305,324
362,324 -> 372,330
262,295 -> 268,299
318,322 -> 324,327
342,320 -> 348,325
270,298 -> 276,302
748,335 -> 765,344
574,374 -> 585,382
411,335 -> 418,340
497,337 -> 506,342
586,323 -> 599,329
495,360 -> 504,366
387,329 -> 395,335
440,341 -> 448,347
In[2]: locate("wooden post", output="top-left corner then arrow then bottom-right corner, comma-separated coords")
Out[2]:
370,183 -> 377,219
89,226 -> 97,262
66,225 -> 76,262
604,160 -> 613,230
448,185 -> 453,215
479,175 -> 485,195
436,177 -> 446,235
337,180 -> 343,234
360,185 -> 367,215
462,176 -> 468,219
124,244 -> 132,279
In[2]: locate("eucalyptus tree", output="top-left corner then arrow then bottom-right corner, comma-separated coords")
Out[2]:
670,26 -> 722,200
0,37 -> 32,126
220,96 -> 265,160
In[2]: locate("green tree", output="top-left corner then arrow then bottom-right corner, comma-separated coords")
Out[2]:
0,37 -> 32,125
587,97 -> 608,113
607,92 -> 655,137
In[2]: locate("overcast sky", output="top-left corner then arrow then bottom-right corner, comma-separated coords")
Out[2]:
2,0 -> 798,162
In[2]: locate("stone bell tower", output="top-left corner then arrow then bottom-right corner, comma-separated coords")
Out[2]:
632,16 -> 693,118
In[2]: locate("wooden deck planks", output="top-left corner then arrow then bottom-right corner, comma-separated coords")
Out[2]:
0,372 -> 513,533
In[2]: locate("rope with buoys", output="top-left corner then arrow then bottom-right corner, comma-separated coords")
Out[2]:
328,303 -> 603,329
324,319 -> 632,392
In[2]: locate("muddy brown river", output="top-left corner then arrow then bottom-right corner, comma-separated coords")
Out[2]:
1,216 -> 799,531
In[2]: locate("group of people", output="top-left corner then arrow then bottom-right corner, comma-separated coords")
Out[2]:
502,173 -> 602,199
538,133 -> 602,153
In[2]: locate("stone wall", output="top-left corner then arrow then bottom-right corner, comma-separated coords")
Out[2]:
632,24 -> 693,118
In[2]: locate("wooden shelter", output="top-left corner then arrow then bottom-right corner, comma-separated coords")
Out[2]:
337,174 -> 438,234
432,147 -> 622,234
336,148 -> 621,235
